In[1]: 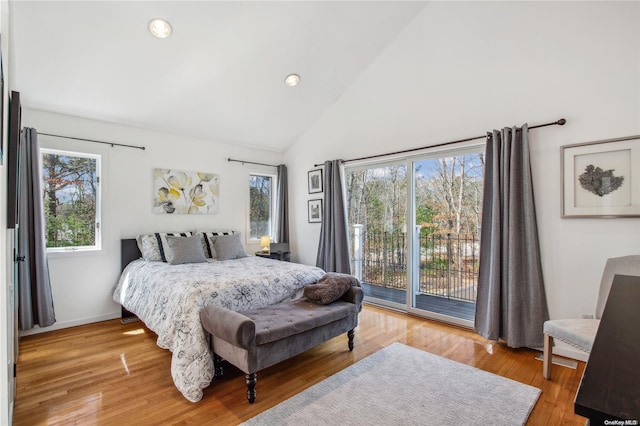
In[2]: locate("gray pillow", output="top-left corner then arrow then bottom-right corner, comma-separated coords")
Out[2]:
211,234 -> 247,260
166,235 -> 207,265
199,231 -> 235,258
136,232 -> 193,262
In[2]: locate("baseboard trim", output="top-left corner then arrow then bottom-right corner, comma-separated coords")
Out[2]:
19,312 -> 121,336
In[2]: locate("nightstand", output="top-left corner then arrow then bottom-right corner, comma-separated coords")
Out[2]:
255,251 -> 291,262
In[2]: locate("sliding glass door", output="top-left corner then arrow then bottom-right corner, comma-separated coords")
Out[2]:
408,149 -> 484,326
347,162 -> 408,310
346,144 -> 484,326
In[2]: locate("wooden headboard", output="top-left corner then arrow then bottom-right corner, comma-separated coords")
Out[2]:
121,238 -> 141,272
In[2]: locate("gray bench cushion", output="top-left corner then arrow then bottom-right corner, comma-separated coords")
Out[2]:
200,287 -> 362,401
240,299 -> 357,345
200,303 -> 256,348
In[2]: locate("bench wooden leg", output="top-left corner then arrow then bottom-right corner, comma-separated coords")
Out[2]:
213,353 -> 225,378
348,329 -> 355,351
246,373 -> 257,403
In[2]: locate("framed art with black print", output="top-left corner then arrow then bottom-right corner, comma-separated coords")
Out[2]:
308,199 -> 322,223
561,135 -> 640,218
308,169 -> 323,194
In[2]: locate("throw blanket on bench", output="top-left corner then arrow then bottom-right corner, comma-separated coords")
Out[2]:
304,272 -> 361,305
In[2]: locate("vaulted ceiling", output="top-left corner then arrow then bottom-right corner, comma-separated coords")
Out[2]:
9,1 -> 426,152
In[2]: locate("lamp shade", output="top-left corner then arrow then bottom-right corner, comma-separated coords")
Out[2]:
260,236 -> 271,252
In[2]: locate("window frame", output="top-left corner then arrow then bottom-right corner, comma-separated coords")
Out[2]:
344,141 -> 485,328
40,148 -> 102,253
248,171 -> 278,242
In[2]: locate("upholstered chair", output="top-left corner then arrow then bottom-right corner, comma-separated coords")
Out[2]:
542,255 -> 640,379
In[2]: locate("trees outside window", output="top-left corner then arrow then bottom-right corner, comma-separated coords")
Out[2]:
415,153 -> 484,238
249,174 -> 274,240
347,153 -> 484,240
345,148 -> 484,319
347,164 -> 408,236
41,149 -> 101,251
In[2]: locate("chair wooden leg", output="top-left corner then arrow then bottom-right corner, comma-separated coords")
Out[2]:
543,334 -> 552,380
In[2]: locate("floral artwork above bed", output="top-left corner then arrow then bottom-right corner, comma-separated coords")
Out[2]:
153,168 -> 219,214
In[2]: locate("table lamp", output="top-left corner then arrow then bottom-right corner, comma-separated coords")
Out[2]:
260,236 -> 271,253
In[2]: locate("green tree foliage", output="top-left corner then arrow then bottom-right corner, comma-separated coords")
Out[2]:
249,175 -> 272,239
346,152 -> 484,296
42,153 -> 97,248
417,154 -> 484,236
346,152 -> 484,238
347,165 -> 408,235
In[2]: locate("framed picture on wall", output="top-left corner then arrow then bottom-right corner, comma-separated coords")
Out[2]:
561,135 -> 640,218
0,34 -> 4,165
308,199 -> 322,223
308,169 -> 323,194
153,168 -> 220,215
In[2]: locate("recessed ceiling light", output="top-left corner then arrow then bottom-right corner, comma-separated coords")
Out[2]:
149,18 -> 172,39
284,74 -> 300,87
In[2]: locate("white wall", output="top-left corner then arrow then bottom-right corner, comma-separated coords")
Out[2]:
19,108 -> 283,333
285,1 -> 640,356
1,0 -> 13,422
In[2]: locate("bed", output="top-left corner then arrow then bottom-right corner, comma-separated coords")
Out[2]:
113,238 -> 325,402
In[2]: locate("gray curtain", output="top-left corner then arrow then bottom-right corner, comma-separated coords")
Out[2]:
475,124 -> 549,349
274,164 -> 289,243
18,128 -> 56,330
316,160 -> 351,274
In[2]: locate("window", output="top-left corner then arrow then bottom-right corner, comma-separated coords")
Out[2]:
41,149 -> 101,251
249,173 -> 276,240
345,144 -> 484,326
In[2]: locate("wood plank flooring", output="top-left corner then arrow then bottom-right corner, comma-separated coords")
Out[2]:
13,305 -> 587,425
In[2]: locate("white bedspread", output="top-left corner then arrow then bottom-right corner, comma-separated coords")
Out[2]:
113,256 -> 325,402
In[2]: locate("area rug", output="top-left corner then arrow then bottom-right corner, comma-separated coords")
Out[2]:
242,342 -> 540,426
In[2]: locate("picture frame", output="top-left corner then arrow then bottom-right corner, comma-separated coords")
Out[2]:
308,199 -> 323,223
561,135 -> 640,218
0,34 -> 4,165
308,169 -> 323,194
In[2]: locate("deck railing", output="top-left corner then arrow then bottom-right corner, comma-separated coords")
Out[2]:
350,226 -> 479,302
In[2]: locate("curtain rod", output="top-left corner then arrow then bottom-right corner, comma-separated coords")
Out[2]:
314,118 -> 566,167
227,157 -> 280,168
39,132 -> 146,151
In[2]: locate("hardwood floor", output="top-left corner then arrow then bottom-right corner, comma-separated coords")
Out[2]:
13,305 -> 586,425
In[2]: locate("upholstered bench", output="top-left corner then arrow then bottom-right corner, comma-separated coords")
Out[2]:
200,286 -> 363,403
